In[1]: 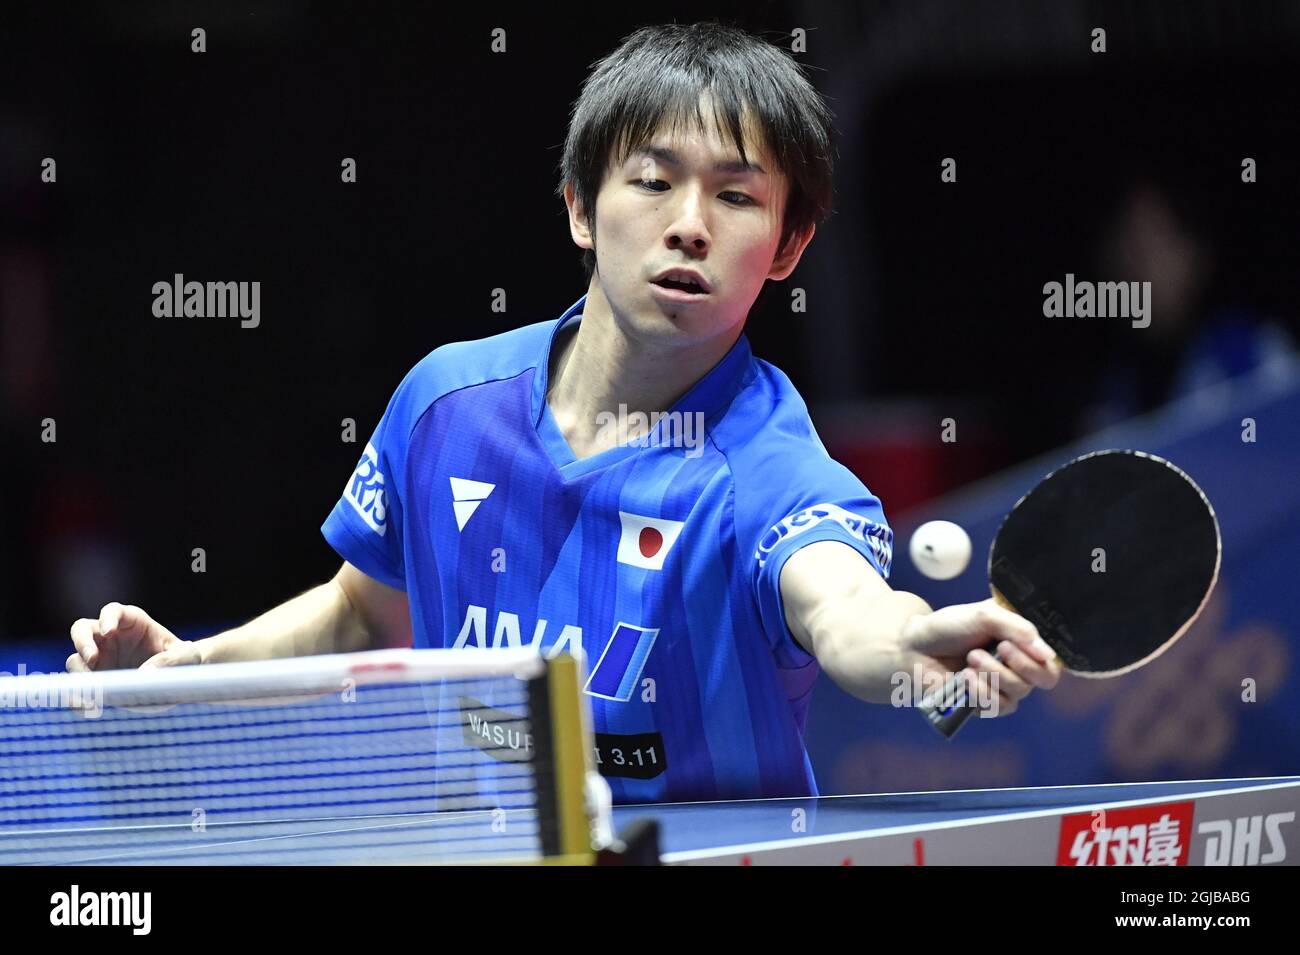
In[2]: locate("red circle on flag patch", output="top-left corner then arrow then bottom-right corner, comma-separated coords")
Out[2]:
639,527 -> 663,558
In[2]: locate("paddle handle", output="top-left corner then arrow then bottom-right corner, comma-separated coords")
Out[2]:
918,589 -> 1020,739
917,639 -> 1000,739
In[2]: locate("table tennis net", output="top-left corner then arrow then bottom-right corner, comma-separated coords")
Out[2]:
0,649 -> 599,865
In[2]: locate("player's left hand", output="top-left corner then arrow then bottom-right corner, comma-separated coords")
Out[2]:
901,598 -> 1062,716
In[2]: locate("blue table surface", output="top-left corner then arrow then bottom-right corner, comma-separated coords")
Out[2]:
612,778 -> 1300,855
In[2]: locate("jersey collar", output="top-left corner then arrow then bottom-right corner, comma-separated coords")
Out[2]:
531,293 -> 754,466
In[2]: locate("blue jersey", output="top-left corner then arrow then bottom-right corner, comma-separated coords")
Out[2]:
322,294 -> 893,804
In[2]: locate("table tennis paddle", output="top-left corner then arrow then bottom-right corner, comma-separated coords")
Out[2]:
918,449 -> 1221,739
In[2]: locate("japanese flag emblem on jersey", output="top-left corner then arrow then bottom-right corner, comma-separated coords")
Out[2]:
616,511 -> 685,570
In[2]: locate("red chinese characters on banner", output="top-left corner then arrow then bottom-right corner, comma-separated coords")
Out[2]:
1057,801 -> 1195,866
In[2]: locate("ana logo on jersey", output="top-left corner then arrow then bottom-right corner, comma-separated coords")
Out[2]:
450,477 -> 495,531
453,604 -> 658,705
616,512 -> 685,570
586,622 -> 659,702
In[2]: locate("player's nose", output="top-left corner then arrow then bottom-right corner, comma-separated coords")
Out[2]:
663,194 -> 710,251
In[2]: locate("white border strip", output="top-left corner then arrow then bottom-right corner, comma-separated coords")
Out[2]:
0,647 -> 546,706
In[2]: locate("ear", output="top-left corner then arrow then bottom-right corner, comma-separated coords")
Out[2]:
563,182 -> 595,253
768,223 -> 816,282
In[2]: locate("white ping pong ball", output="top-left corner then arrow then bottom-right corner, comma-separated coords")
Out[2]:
909,520 -> 972,580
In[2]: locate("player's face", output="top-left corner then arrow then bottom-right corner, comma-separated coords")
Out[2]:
570,103 -> 810,346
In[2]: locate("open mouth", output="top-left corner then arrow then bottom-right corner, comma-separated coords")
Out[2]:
653,278 -> 707,294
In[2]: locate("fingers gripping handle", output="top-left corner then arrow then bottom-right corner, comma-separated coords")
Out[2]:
917,640 -> 1000,739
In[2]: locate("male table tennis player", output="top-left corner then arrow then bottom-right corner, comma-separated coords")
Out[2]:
68,23 -> 1059,803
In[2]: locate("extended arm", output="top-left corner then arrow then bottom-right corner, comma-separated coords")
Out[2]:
778,540 -> 1059,715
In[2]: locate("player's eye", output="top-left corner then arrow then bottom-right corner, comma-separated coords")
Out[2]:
633,179 -> 754,205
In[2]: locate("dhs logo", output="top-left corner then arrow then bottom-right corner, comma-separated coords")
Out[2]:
1199,812 -> 1295,865
344,442 -> 388,536
755,502 -> 893,572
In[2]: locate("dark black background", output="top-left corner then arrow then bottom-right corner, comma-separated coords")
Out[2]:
2,1 -> 1297,642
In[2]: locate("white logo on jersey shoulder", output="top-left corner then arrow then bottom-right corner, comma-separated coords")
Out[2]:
344,441 -> 388,536
755,502 -> 894,572
450,476 -> 496,531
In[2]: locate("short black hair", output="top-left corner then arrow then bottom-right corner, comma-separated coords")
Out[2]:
556,21 -> 837,283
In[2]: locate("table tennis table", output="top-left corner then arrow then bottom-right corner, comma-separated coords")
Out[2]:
5,776 -> 1296,865
611,776 -> 1300,865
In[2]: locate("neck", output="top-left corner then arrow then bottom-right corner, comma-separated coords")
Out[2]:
545,284 -> 740,458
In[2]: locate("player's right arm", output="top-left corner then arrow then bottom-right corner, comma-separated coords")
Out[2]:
66,561 -> 412,672
779,540 -> 1058,713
